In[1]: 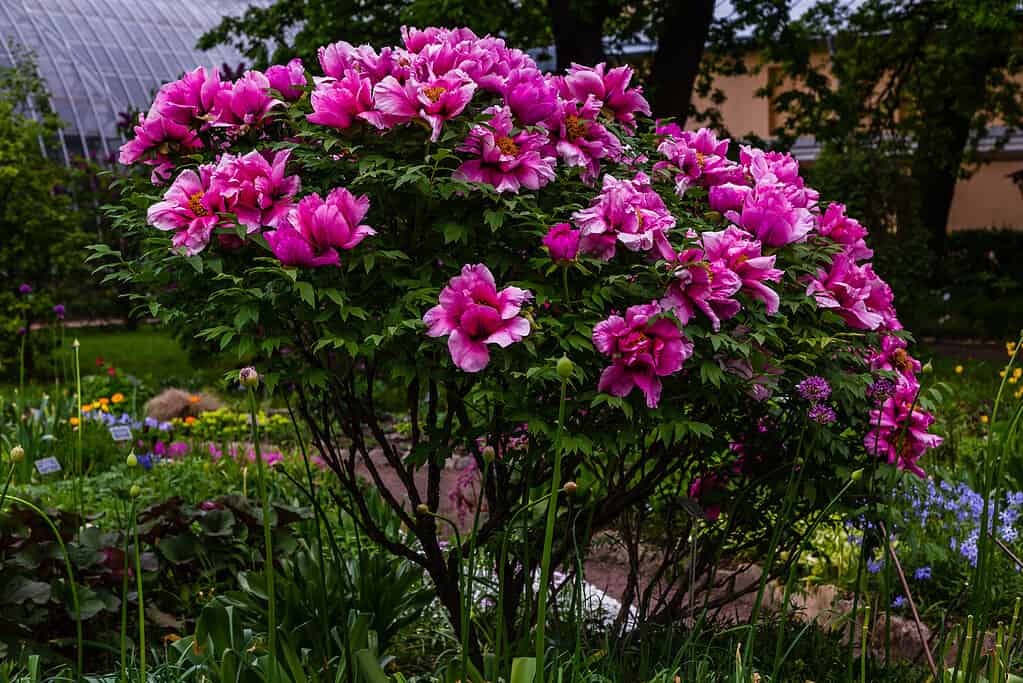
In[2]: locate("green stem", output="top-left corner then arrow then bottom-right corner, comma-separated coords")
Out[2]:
535,380 -> 569,682
19,327 -> 26,396
0,462 -> 16,510
73,342 -> 83,524
133,508 -> 146,683
247,387 -> 277,680
120,503 -> 132,683
561,266 -> 571,311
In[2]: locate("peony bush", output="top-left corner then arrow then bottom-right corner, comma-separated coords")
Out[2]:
99,26 -> 942,645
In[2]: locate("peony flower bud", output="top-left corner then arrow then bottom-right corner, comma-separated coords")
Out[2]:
9,445 -> 25,462
239,367 -> 260,387
556,355 -> 574,380
129,484 -> 142,498
126,453 -> 138,467
562,481 -> 578,495
851,468 -> 864,482
542,223 -> 580,264
481,446 -> 496,463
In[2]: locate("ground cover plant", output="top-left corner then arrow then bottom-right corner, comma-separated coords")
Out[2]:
80,23 -> 975,681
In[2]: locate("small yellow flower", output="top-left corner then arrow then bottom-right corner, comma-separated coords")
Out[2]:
1009,341 -> 1019,356
955,365 -> 964,375
981,415 -> 990,424
1012,376 -> 1020,385
1014,368 -> 1022,379
91,401 -> 101,410
111,393 -> 124,404
81,404 -> 93,413
69,417 -> 80,426
1001,370 -> 1008,378
101,404 -> 110,413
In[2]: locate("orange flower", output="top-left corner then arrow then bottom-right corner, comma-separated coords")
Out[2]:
111,393 -> 125,404
163,634 -> 181,644
99,397 -> 110,405
69,417 -> 80,426
81,404 -> 93,413
189,395 -> 201,404
185,416 -> 197,425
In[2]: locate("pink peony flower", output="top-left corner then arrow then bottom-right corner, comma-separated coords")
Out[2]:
592,302 -> 692,408
805,254 -> 899,331
374,70 -> 476,141
213,70 -> 282,129
423,264 -> 532,373
151,66 -> 227,127
266,58 -> 307,100
319,41 -> 396,83
118,112 -> 202,179
701,227 -> 784,315
818,203 -> 873,261
656,128 -> 744,195
542,223 -> 580,264
708,183 -> 752,214
453,106 -> 556,193
308,68 -> 389,130
740,146 -> 819,210
502,69 -> 559,125
266,188 -> 375,267
559,62 -> 651,129
869,335 -> 920,384
147,164 -> 227,255
726,182 -> 815,247
661,248 -> 742,331
573,172 -> 676,261
548,95 -> 622,183
213,149 -> 301,231
864,376 -> 941,477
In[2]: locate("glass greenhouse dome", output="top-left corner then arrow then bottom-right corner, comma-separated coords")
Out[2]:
0,0 -> 251,164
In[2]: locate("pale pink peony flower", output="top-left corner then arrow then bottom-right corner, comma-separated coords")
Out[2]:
592,302 -> 692,408
212,70 -> 282,129
573,172 -> 676,261
453,106 -> 556,193
146,165 -> 227,255
423,264 -> 532,373
213,149 -> 301,231
266,188 -> 375,268
308,68 -> 389,130
374,70 -> 477,141
542,223 -> 580,264
266,58 -> 307,100
559,62 -> 651,129
701,227 -> 784,315
661,248 -> 742,331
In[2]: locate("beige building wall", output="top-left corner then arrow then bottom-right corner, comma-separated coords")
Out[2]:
691,56 -> 1023,232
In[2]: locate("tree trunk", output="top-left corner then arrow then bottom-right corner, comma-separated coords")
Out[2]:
648,0 -> 715,123
547,0 -> 609,72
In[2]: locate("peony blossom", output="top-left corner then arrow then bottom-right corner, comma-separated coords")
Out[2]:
147,165 -> 227,255
708,183 -> 752,214
656,128 -> 744,195
548,95 -> 622,182
726,182 -> 815,247
213,149 -> 301,231
151,66 -> 227,127
818,203 -> 873,261
213,70 -> 282,129
592,302 -> 692,408
865,376 -> 941,477
374,70 -> 476,141
266,188 -> 375,267
542,223 -> 580,263
318,41 -> 396,83
740,147 -> 819,210
453,106 -> 556,193
266,58 -> 307,100
308,68 -> 388,130
502,69 -> 558,125
701,227 -> 784,315
574,172 -> 676,261
559,62 -> 651,129
118,112 -> 202,181
806,254 -> 899,331
423,264 -> 532,372
661,248 -> 742,331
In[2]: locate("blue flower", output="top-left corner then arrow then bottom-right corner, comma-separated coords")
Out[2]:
137,453 -> 154,471
867,558 -> 883,574
892,596 -> 906,608
914,566 -> 931,580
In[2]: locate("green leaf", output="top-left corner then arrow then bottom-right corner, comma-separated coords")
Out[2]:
296,281 -> 315,307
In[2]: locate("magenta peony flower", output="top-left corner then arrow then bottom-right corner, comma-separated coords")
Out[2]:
548,95 -> 622,183
308,69 -> 389,130
592,302 -> 692,408
865,376 -> 941,477
661,248 -> 742,331
542,223 -> 580,263
700,227 -> 784,315
423,264 -> 532,373
266,188 -> 375,267
502,69 -> 558,125
806,254 -> 899,331
374,70 -> 476,141
656,128 -> 744,195
869,335 -> 921,389
574,172 -> 676,261
726,182 -> 815,248
319,41 -> 396,83
454,106 -> 556,193
212,70 -> 282,129
708,183 -> 752,214
818,203 -> 873,261
741,147 -> 819,210
151,66 -> 227,128
266,58 -> 307,100
559,63 -> 651,129
213,149 -> 301,231
147,165 -> 227,255
118,112 -> 202,180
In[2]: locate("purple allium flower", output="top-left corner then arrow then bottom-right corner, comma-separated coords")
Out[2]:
53,304 -> 66,319
17,327 -> 26,336
18,284 -> 32,295
914,566 -> 931,580
866,378 -> 895,402
891,596 -> 906,608
797,375 -> 831,402
867,558 -> 883,574
808,404 -> 837,424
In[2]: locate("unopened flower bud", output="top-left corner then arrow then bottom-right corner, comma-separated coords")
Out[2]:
129,484 -> 142,498
851,468 -> 864,482
126,453 -> 138,467
9,445 -> 25,462
482,446 -> 496,462
72,338 -> 80,349
921,361 -> 933,374
239,367 -> 260,387
562,481 -> 578,495
416,503 -> 430,516
556,356 -> 574,380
